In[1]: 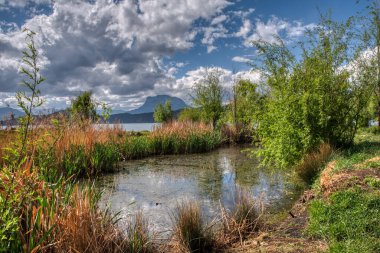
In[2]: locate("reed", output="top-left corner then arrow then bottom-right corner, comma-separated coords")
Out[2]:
124,212 -> 155,253
171,201 -> 215,253
296,142 -> 334,184
55,185 -> 128,253
218,190 -> 262,246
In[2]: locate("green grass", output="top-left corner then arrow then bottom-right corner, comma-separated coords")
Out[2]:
331,130 -> 380,173
308,129 -> 380,253
308,188 -> 380,253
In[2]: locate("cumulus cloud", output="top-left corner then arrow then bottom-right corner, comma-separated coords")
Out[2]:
232,56 -> 251,63
0,0 -> 231,110
238,16 -> 315,46
164,66 -> 261,104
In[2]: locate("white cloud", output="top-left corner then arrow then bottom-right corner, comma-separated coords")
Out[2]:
232,56 -> 251,63
211,14 -> 228,25
235,19 -> 252,38
0,0 -> 231,110
243,16 -> 315,46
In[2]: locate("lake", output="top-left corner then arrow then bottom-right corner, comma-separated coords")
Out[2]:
96,145 -> 304,235
97,123 -> 160,131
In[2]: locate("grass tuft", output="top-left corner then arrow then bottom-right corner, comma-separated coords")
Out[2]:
296,142 -> 334,184
219,190 -> 262,246
172,201 -> 215,253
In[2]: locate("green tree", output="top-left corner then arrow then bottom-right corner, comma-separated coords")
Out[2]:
361,1 -> 380,128
70,91 -> 98,122
229,79 -> 263,127
254,17 -> 371,168
153,100 -> 173,123
178,107 -> 203,122
16,28 -> 45,156
192,70 -> 225,128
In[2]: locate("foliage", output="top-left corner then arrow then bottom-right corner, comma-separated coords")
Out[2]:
16,28 -> 45,157
192,70 -> 225,128
360,1 -> 380,128
228,79 -> 264,127
70,91 -> 98,123
178,107 -> 203,122
153,100 -> 173,123
308,189 -> 380,253
254,18 -> 372,168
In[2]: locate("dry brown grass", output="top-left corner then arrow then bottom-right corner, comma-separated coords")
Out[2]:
320,159 -> 380,197
218,191 -> 262,247
151,121 -> 213,140
296,143 -> 334,184
37,118 -> 124,162
55,186 -> 128,253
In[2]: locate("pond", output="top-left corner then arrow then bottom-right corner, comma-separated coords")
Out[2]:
96,145 -> 304,235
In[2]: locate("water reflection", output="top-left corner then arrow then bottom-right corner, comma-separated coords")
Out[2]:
97,146 -> 303,232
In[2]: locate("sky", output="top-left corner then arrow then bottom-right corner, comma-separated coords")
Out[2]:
0,0 -> 370,111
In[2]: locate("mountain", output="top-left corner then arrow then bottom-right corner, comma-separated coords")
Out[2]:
0,107 -> 24,120
109,109 -> 183,123
128,95 -> 188,114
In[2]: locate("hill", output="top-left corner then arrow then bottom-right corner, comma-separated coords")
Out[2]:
127,95 -> 188,114
0,107 -> 24,120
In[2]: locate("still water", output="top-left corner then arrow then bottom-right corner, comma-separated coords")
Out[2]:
97,123 -> 159,131
96,146 -> 304,233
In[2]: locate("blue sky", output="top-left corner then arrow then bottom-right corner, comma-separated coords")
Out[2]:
0,0 -> 370,111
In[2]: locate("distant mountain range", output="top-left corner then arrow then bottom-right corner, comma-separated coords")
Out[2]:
109,95 -> 188,123
0,95 -> 189,124
127,95 -> 188,114
0,107 -> 24,120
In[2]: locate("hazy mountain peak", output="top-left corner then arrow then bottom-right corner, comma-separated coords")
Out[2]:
128,95 -> 188,114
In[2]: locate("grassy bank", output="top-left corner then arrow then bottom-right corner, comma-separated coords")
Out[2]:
307,129 -> 380,253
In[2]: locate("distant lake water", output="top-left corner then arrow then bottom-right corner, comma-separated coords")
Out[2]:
97,123 -> 160,131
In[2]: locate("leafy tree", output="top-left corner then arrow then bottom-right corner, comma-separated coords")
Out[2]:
16,28 -> 45,156
229,79 -> 263,127
192,70 -> 225,128
254,17 -> 371,168
70,91 -> 98,122
178,107 -> 203,122
360,1 -> 380,127
153,100 -> 173,123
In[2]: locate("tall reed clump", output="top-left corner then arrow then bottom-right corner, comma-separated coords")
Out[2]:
124,212 -> 155,253
54,185 -> 130,253
295,143 -> 334,184
150,121 -> 221,155
171,201 -> 215,253
218,190 -> 262,246
32,119 -> 124,179
0,159 -> 133,253
122,121 -> 221,159
0,158 -> 57,252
